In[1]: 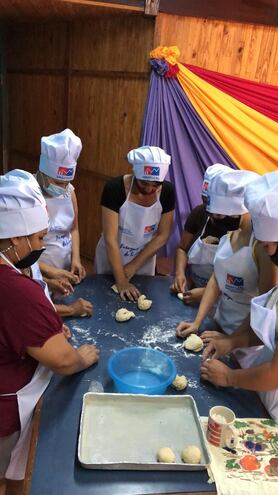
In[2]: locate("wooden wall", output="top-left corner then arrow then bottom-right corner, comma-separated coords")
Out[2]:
6,16 -> 154,258
155,14 -> 278,84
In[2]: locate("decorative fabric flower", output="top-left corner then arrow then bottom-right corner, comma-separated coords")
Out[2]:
149,58 -> 169,76
163,46 -> 180,65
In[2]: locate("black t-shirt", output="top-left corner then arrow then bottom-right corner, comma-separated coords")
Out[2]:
184,204 -> 229,243
101,176 -> 175,213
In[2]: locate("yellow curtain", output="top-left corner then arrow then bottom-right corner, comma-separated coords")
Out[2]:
176,64 -> 278,174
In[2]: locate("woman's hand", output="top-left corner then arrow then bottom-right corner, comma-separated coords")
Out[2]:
62,324 -> 71,339
176,321 -> 199,339
47,277 -> 74,296
170,275 -> 187,294
70,298 -> 93,317
201,330 -> 223,345
183,288 -> 204,305
202,336 -> 234,361
71,259 -> 86,281
116,281 -> 141,301
200,359 -> 232,387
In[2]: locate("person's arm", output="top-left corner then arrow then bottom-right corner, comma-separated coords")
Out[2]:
171,230 -> 194,293
102,206 -> 140,301
54,298 -> 93,318
39,261 -> 79,285
201,345 -> 278,391
27,333 -> 99,375
124,210 -> 174,280
70,191 -> 86,280
176,273 -> 221,338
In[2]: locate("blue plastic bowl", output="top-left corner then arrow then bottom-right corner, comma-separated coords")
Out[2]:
108,347 -> 177,395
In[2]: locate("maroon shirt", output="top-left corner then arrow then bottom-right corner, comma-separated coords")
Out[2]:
0,264 -> 63,436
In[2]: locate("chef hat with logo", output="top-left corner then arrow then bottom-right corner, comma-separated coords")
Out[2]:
39,128 -> 82,182
206,169 -> 259,215
244,171 -> 278,241
127,146 -> 171,182
202,164 -> 231,197
0,169 -> 49,239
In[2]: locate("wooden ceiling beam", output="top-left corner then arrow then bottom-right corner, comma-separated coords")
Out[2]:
60,0 -> 143,12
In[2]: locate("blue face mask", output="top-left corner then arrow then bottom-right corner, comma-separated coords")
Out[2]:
43,183 -> 67,197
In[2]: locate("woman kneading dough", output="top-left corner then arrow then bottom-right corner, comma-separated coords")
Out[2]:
94,146 -> 175,300
201,171 -> 278,422
177,169 -> 278,367
0,170 -> 100,495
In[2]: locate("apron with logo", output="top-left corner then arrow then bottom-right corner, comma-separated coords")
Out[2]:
95,177 -> 163,276
187,219 -> 218,288
214,233 -> 259,335
248,287 -> 278,422
39,185 -> 74,270
0,254 -> 53,480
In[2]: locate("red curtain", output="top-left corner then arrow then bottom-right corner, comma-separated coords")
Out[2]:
185,64 -> 278,122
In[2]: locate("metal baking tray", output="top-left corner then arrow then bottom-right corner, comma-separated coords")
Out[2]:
78,393 -> 211,470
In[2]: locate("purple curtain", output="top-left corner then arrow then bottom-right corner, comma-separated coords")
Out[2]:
141,71 -> 237,257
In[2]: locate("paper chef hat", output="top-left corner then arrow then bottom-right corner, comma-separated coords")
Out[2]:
39,128 -> 82,182
206,169 -> 259,215
0,169 -> 49,239
127,146 -> 171,182
202,164 -> 231,197
244,171 -> 278,241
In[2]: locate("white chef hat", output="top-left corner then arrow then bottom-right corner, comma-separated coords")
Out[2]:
202,164 -> 231,197
39,128 -> 82,182
206,169 -> 259,215
244,171 -> 278,241
127,146 -> 171,182
0,169 -> 49,239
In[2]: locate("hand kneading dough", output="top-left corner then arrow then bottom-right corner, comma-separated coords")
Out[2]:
181,445 -> 201,464
137,294 -> 152,311
177,292 -> 184,301
172,374 -> 188,390
115,308 -> 135,322
157,447 -> 176,463
183,334 -> 204,352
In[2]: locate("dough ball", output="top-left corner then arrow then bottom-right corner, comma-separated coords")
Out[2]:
183,334 -> 204,352
137,294 -> 152,311
177,293 -> 184,301
157,447 -> 176,463
111,284 -> 119,294
181,445 -> 201,464
172,374 -> 188,391
115,308 -> 135,322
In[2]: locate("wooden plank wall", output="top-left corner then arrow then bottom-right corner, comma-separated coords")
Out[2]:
6,16 -> 154,258
155,14 -> 278,84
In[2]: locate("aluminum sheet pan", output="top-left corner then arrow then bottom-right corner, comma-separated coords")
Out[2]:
78,393 -> 211,470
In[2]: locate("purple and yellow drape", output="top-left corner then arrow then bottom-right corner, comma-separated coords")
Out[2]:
141,46 -> 278,256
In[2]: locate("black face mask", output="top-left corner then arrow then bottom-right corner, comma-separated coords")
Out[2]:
270,245 -> 278,266
211,216 -> 241,232
14,248 -> 45,269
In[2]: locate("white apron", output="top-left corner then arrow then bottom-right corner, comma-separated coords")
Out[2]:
95,177 -> 163,276
214,233 -> 258,335
0,254 -> 53,480
39,185 -> 74,270
248,287 -> 278,422
187,219 -> 218,288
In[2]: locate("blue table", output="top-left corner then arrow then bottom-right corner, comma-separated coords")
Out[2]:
29,275 -> 266,495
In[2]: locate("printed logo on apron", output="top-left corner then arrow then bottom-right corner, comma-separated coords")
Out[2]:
225,273 -> 244,293
144,224 -> 157,237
